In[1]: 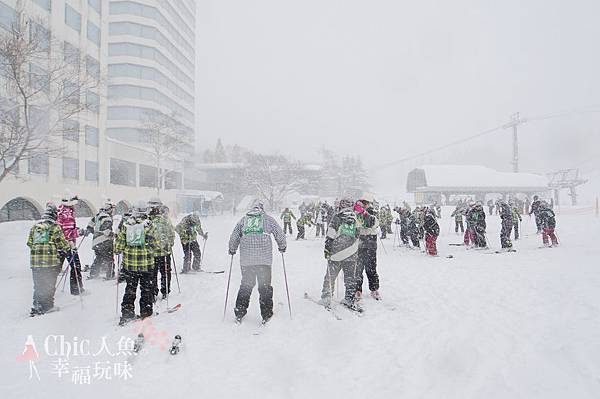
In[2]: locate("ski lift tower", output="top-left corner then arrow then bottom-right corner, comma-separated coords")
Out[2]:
503,112 -> 528,173
547,169 -> 587,206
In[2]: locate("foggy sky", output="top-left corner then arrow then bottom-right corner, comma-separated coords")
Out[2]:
195,0 -> 600,192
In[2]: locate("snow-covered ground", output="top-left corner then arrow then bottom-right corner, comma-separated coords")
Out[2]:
1,208 -> 600,399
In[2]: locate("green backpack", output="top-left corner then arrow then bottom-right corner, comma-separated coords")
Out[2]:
339,220 -> 357,237
32,223 -> 50,244
243,215 -> 264,235
126,223 -> 146,247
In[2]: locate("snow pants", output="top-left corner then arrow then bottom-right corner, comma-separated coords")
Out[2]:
152,255 -> 172,298
534,214 -> 542,233
234,265 -> 273,320
500,220 -> 513,249
31,266 -> 60,313
409,229 -> 420,247
356,246 -> 379,292
321,258 -> 359,304
455,220 -> 464,233
181,240 -> 201,272
296,225 -> 306,240
121,270 -> 154,320
425,234 -> 438,256
513,221 -> 520,240
399,225 -> 409,245
283,221 -> 293,235
464,228 -> 475,246
90,243 -> 114,279
474,226 -> 487,248
315,223 -> 325,237
542,228 -> 559,246
62,250 -> 83,295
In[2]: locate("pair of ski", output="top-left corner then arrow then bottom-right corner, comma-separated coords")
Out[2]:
303,293 -> 364,320
118,303 -> 181,326
128,333 -> 182,362
182,269 -> 225,274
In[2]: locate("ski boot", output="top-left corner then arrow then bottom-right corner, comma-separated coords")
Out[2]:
370,290 -> 381,301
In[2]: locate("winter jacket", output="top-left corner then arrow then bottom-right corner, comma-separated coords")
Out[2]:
499,203 -> 513,224
325,208 -> 359,262
529,200 -> 541,216
57,205 -> 79,242
27,220 -> 71,268
358,208 -> 379,250
512,206 -> 522,223
114,216 -> 157,273
228,209 -> 287,267
451,206 -> 464,222
539,208 -> 556,229
150,214 -> 175,256
280,209 -> 296,223
296,215 -> 313,228
86,211 -> 114,251
423,211 -> 440,237
175,215 -> 205,244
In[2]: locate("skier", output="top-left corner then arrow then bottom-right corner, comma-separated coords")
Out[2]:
407,208 -> 422,248
464,201 -> 476,246
510,200 -> 522,240
451,202 -> 465,234
393,205 -> 410,245
228,201 -> 286,324
487,199 -> 495,216
116,209 -> 132,283
538,201 -> 559,247
175,212 -> 207,273
57,196 -> 85,295
497,200 -> 514,250
434,202 -> 442,219
280,207 -> 296,235
423,206 -> 440,256
379,205 -> 393,239
148,199 -> 175,301
27,204 -> 71,316
529,195 -> 543,234
85,201 -> 115,279
355,195 -> 381,301
472,202 -> 488,248
115,201 -> 158,325
296,213 -> 313,240
321,197 -> 361,311
315,203 -> 327,238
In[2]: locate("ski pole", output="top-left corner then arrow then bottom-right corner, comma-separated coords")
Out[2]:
378,235 -> 388,255
281,253 -> 293,319
199,236 -> 207,269
115,254 -> 121,319
223,254 -> 234,321
60,254 -> 73,292
170,253 -> 181,294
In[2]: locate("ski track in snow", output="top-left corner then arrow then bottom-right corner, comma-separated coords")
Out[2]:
1,210 -> 600,399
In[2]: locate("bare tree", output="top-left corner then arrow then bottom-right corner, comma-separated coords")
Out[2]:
244,153 -> 305,211
0,11 -> 101,183
142,111 -> 189,195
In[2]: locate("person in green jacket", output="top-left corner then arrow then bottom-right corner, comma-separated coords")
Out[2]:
296,214 -> 313,240
280,208 -> 296,235
27,203 -> 71,316
148,198 -> 175,301
115,201 -> 158,325
175,212 -> 207,273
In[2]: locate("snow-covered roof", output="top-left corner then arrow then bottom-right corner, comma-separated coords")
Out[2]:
193,163 -> 246,170
407,165 -> 549,193
176,190 -> 224,201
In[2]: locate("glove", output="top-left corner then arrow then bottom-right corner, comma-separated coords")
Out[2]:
228,250 -> 236,256
78,228 -> 85,236
279,247 -> 286,253
58,250 -> 67,258
203,233 -> 209,240
324,248 -> 331,260
354,203 -> 366,215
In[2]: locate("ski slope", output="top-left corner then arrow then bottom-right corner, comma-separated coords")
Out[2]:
1,209 -> 600,399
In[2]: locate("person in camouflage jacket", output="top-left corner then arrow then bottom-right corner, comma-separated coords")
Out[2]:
175,212 -> 207,273
27,204 -> 71,316
296,214 -> 313,240
115,202 -> 158,325
280,208 -> 296,235
148,199 -> 175,300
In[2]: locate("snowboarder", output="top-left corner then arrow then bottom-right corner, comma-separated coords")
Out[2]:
529,195 -> 543,234
539,201 -> 559,247
175,212 -> 207,273
57,196 -> 85,295
280,207 -> 296,235
423,206 -> 440,256
27,204 -> 71,316
85,201 -> 115,279
451,202 -> 465,234
115,201 -> 158,325
497,200 -> 514,249
148,199 -> 175,301
296,214 -> 313,240
356,195 -> 380,300
321,197 -> 361,311
228,201 -> 287,324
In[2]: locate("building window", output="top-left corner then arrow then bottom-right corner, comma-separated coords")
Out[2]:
165,171 -> 182,189
63,119 -> 79,142
88,0 -> 101,15
85,160 -> 98,181
86,56 -> 100,80
85,125 -> 99,146
63,157 -> 79,179
86,91 -> 99,113
65,4 -> 81,32
0,2 -> 18,31
28,154 -> 49,175
29,64 -> 49,93
33,0 -> 51,11
139,164 -> 158,188
63,81 -> 80,106
110,158 -> 136,186
87,21 -> 101,46
64,41 -> 80,68
29,21 -> 50,52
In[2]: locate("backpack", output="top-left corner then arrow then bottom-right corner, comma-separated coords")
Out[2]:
126,223 -> 146,247
243,214 -> 264,235
32,223 -> 50,244
339,216 -> 357,237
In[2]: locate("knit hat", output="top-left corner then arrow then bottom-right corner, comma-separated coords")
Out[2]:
42,203 -> 58,222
